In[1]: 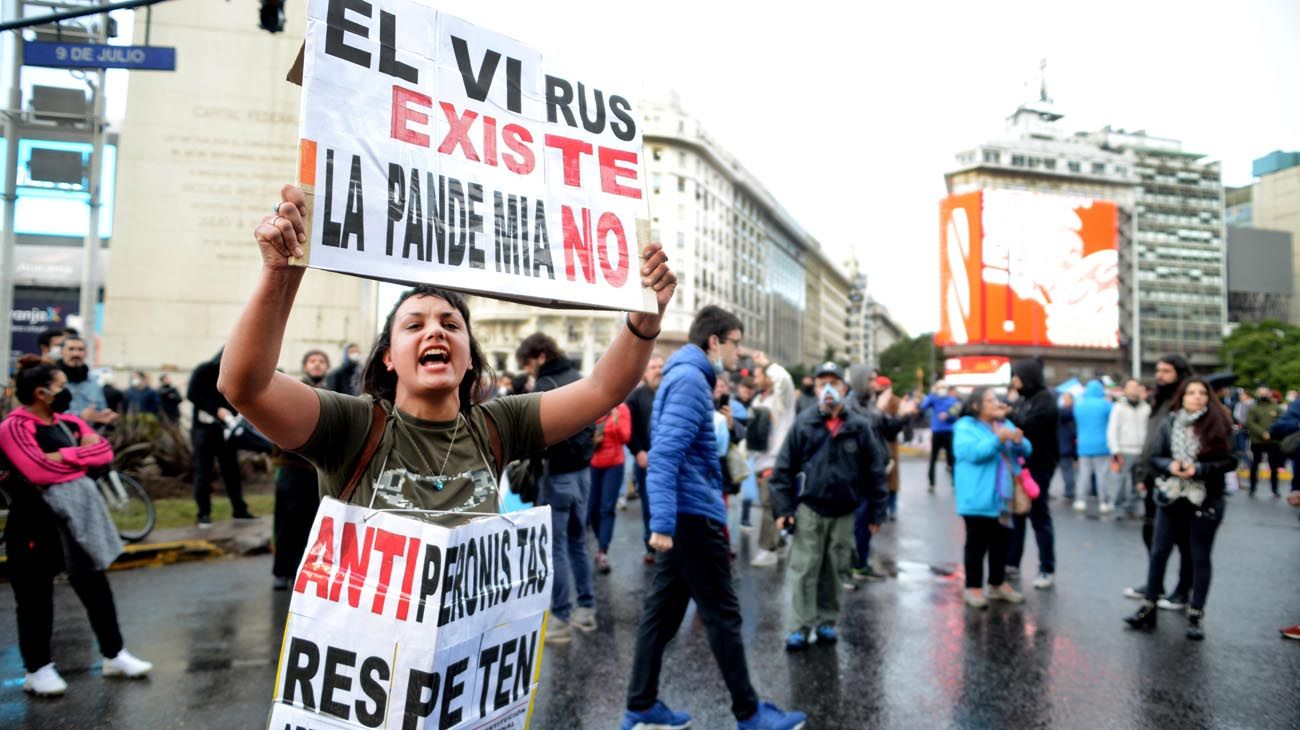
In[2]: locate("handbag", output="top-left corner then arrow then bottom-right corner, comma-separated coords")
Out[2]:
1000,453 -> 1032,515
724,443 -> 750,493
1017,458 -> 1041,499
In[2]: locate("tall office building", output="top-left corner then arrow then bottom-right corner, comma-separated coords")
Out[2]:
1086,128 -> 1227,371
1251,150 -> 1300,323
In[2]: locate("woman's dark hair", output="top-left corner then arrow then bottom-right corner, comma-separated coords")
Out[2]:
515,332 -> 565,368
14,354 -> 58,405
1169,377 -> 1232,455
961,387 -> 990,419
359,286 -> 491,414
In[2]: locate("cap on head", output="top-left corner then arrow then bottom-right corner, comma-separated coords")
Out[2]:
815,361 -> 845,381
875,375 -> 892,389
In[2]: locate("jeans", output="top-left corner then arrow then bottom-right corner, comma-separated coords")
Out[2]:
963,516 -> 1011,588
1007,465 -> 1056,574
1112,454 -> 1142,514
1145,498 -> 1224,611
10,530 -> 123,672
540,468 -> 594,622
192,424 -> 249,519
1058,457 -> 1077,499
273,466 -> 320,579
788,505 -> 854,632
1250,442 -> 1282,493
853,499 -> 875,569
928,430 -> 955,486
634,464 -> 651,553
1141,485 -> 1192,597
626,514 -> 758,720
588,465 -> 625,553
1078,455 -> 1112,504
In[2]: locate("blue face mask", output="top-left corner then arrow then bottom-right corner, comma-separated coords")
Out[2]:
713,357 -> 725,375
820,382 -> 843,409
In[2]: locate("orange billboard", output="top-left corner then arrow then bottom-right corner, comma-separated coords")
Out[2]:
937,190 -> 1119,349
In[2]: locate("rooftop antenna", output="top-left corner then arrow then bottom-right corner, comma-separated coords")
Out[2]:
1039,58 -> 1051,104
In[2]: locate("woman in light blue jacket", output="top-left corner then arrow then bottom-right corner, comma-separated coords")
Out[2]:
954,387 -> 1033,608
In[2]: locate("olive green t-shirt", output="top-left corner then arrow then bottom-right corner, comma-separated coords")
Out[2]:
294,389 -> 545,526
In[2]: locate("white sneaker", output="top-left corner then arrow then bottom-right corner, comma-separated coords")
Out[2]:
1072,500 -> 1087,512
102,649 -> 153,678
616,496 -> 627,511
750,549 -> 779,568
1032,573 -> 1055,590
545,618 -> 573,646
23,663 -> 67,696
571,606 -> 598,633
1099,502 -> 1115,514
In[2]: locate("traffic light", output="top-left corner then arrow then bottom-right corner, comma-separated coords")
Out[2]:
260,0 -> 285,33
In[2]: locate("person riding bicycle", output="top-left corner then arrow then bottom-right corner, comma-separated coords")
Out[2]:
0,356 -> 152,697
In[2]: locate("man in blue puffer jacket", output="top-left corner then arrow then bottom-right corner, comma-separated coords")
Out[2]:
623,306 -> 805,730
1073,380 -> 1114,513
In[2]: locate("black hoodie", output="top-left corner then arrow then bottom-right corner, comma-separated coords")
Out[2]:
1009,358 -> 1059,475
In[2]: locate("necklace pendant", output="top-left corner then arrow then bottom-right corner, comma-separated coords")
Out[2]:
434,479 -> 444,491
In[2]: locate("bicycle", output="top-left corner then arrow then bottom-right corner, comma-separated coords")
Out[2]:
0,470 -> 155,544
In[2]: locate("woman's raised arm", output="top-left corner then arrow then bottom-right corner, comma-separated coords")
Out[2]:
217,185 -> 321,451
538,243 -> 676,446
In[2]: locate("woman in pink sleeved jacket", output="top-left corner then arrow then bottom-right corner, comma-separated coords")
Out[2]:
0,356 -> 152,697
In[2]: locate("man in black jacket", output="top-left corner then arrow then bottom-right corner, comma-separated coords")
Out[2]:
625,353 -> 664,562
517,333 -> 597,644
1006,358 -> 1059,589
1123,354 -> 1194,606
324,342 -> 362,395
187,350 -> 254,527
770,362 -> 888,651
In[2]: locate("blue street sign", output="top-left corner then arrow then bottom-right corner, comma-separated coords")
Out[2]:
23,41 -> 176,71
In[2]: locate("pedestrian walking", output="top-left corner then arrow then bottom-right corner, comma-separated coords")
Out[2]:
1124,355 -> 1194,605
1125,377 -> 1236,640
1073,380 -> 1114,513
589,402 -> 632,574
1107,378 -> 1151,519
517,332 -> 599,643
270,349 -> 330,590
1005,358 -> 1059,589
920,383 -> 960,491
1057,392 -> 1078,501
187,349 -> 255,527
623,306 -> 804,730
954,387 -> 1031,609
0,356 -> 153,697
770,362 -> 888,649
1246,385 -> 1283,497
748,351 -> 797,569
626,354 -> 664,564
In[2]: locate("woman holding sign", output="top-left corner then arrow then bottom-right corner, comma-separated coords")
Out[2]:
218,184 -> 675,529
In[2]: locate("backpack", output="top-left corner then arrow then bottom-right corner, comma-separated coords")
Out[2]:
746,406 -> 772,453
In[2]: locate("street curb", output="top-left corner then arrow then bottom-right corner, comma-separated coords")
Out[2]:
0,539 -> 225,581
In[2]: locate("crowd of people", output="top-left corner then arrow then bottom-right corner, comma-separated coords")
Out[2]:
1,184 -> 1297,725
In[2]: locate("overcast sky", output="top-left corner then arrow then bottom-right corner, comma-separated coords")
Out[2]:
424,0 -> 1300,336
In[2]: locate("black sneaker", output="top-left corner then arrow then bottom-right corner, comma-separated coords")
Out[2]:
232,512 -> 258,522
197,515 -> 212,529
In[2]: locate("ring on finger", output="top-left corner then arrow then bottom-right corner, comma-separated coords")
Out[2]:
272,215 -> 284,227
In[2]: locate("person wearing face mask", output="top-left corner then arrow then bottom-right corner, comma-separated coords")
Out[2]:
37,328 -> 65,364
122,371 -> 160,416
324,342 -> 363,395
769,362 -> 888,651
269,349 -> 331,590
0,356 -> 153,696
156,373 -> 183,424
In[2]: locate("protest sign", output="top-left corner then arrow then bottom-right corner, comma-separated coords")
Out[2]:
269,498 -> 553,730
290,0 -> 656,313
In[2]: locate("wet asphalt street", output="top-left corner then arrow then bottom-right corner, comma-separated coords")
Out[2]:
1,456 -> 1298,729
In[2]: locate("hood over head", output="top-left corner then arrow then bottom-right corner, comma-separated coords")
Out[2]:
1011,358 -> 1046,397
1083,379 -> 1106,399
848,363 -> 873,395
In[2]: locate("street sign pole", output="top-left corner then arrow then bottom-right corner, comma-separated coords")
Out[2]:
0,0 -> 23,376
77,12 -> 108,365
